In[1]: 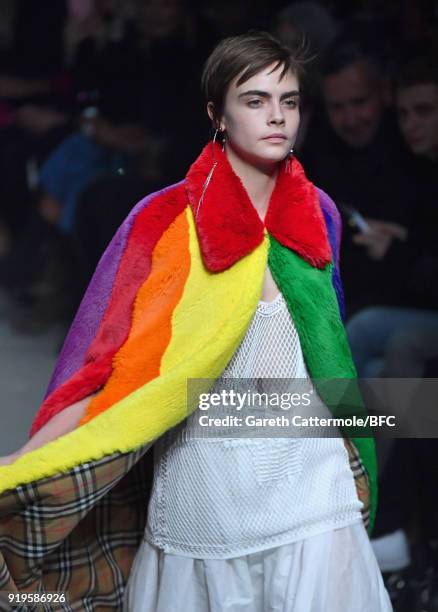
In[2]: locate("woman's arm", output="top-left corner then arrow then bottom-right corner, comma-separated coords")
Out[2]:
0,394 -> 96,466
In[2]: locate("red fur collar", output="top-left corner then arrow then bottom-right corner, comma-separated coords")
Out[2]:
185,141 -> 332,272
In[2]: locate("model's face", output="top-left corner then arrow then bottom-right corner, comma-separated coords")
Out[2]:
397,83 -> 438,158
322,60 -> 385,148
213,64 -> 300,169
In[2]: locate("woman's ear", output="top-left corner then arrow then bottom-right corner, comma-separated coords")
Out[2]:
207,102 -> 225,131
207,102 -> 215,124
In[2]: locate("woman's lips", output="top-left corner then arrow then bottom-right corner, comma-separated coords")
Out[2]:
263,136 -> 287,143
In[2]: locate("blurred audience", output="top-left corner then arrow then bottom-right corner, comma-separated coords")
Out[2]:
347,56 -> 438,378
346,56 -> 438,611
1,0 -> 214,332
0,0 -> 71,257
300,32 -> 419,318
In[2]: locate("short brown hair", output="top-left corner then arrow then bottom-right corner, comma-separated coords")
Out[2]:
396,56 -> 438,90
201,30 -> 305,124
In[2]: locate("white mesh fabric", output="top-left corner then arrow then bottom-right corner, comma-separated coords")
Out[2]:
145,293 -> 363,558
223,292 -> 307,379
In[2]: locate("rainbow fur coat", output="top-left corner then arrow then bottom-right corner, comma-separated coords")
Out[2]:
0,142 -> 377,609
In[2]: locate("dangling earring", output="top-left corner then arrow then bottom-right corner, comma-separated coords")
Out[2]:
211,127 -> 225,157
211,127 -> 220,159
285,147 -> 294,173
197,127 -> 223,218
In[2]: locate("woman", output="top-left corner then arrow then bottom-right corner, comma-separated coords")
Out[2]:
0,32 -> 391,611
121,31 -> 392,612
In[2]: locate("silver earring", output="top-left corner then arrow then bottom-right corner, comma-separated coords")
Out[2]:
196,161 -> 218,218
197,129 -> 222,218
212,127 -> 219,157
212,127 -> 225,157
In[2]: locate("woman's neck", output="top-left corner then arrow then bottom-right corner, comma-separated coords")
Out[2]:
225,144 -> 279,222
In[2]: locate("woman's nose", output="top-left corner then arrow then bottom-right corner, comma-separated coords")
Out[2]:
269,103 -> 286,125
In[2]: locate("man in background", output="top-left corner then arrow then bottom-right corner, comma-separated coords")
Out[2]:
300,35 -> 417,318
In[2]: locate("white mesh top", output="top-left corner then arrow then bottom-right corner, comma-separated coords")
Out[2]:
145,291 -> 363,559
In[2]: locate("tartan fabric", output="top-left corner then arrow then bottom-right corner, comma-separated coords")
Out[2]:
344,437 -> 371,530
0,437 -> 370,611
0,444 -> 154,611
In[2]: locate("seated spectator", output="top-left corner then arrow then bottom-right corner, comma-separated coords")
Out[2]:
38,0 -> 213,254
300,33 -> 418,318
346,56 -> 438,609
4,0 -> 212,333
0,0 -> 71,254
347,56 -> 438,376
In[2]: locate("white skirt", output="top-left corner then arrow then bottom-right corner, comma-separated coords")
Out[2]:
123,521 -> 393,612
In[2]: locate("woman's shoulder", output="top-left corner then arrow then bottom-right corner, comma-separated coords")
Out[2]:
312,186 -> 343,265
315,187 -> 341,223
118,180 -> 188,233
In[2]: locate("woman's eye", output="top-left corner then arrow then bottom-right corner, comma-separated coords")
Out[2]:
248,99 -> 262,108
284,99 -> 297,108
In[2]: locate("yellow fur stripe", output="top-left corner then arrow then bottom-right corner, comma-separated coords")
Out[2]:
0,207 -> 267,493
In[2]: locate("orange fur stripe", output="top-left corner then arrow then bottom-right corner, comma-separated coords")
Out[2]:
79,210 -> 191,424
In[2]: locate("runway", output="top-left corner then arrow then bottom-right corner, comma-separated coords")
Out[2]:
0,288 -> 63,455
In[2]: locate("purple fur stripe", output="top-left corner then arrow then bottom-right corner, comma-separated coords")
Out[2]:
44,184 -> 180,398
317,188 -> 342,266
318,188 -> 346,321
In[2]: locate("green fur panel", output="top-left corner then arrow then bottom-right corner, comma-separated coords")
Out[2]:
268,234 -> 378,533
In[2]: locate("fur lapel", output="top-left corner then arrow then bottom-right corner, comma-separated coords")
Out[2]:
185,141 -> 332,272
